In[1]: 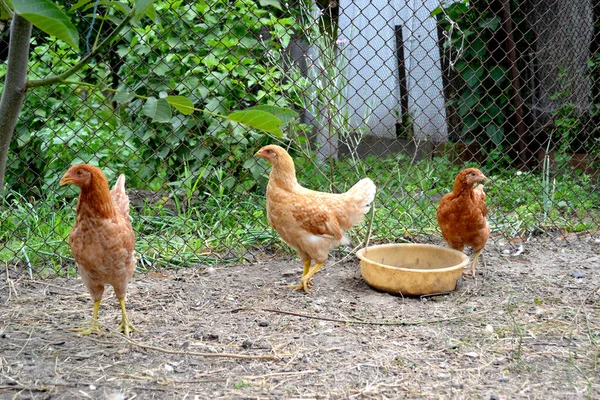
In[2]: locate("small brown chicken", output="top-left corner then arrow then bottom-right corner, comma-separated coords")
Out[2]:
60,164 -> 137,336
436,168 -> 490,278
255,145 -> 376,293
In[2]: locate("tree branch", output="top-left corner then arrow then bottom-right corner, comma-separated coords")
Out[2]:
27,12 -> 134,89
242,307 -> 490,326
0,0 -> 13,18
0,15 -> 32,197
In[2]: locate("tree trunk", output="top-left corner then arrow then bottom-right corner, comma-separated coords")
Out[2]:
0,15 -> 32,198
529,0 -> 593,126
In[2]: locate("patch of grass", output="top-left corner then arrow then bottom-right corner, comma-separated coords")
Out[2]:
233,381 -> 251,389
1,154 -> 599,275
0,187 -> 289,275
1,192 -> 73,277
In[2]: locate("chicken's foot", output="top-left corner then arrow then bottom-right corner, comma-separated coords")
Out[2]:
465,249 -> 483,278
284,280 -> 313,292
71,300 -> 103,336
284,261 -> 313,291
117,298 -> 138,337
286,263 -> 324,294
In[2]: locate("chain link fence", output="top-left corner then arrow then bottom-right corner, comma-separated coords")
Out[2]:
1,0 -> 599,278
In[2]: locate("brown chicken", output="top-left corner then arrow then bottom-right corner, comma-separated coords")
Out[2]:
436,168 -> 490,277
60,164 -> 137,336
255,145 -> 376,293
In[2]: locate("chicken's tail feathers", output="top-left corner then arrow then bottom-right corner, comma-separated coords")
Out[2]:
112,174 -> 126,194
346,178 -> 377,206
343,178 -> 377,226
110,174 -> 131,218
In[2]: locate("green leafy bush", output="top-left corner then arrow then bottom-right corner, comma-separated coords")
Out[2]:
111,0 -> 296,195
6,0 -> 297,198
432,1 -> 527,163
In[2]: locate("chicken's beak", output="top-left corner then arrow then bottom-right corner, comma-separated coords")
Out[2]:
254,150 -> 264,158
478,174 -> 488,183
59,175 -> 74,186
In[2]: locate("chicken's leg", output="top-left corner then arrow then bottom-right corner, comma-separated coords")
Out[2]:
71,300 -> 103,335
467,249 -> 483,278
117,298 -> 138,337
302,262 -> 324,292
302,260 -> 311,276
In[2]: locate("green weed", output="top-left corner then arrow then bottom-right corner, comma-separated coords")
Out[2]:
1,154 -> 598,276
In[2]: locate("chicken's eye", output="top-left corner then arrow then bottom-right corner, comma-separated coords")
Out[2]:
76,170 -> 83,175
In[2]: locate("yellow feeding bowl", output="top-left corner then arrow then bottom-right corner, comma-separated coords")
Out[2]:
356,243 -> 469,296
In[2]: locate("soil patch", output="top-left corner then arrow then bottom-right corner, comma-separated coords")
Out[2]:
1,235 -> 599,399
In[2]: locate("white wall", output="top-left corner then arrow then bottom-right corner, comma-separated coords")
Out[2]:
338,0 -> 448,141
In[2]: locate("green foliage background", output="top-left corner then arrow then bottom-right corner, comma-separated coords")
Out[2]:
0,0 -> 599,275
6,0 -> 296,196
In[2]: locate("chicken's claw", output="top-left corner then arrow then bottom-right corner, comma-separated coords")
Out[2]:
462,269 -> 477,278
71,300 -> 103,336
70,320 -> 103,336
282,262 -> 323,294
284,278 -> 313,294
117,317 -> 138,338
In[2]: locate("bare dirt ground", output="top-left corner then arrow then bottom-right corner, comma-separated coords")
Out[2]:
1,234 -> 600,399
